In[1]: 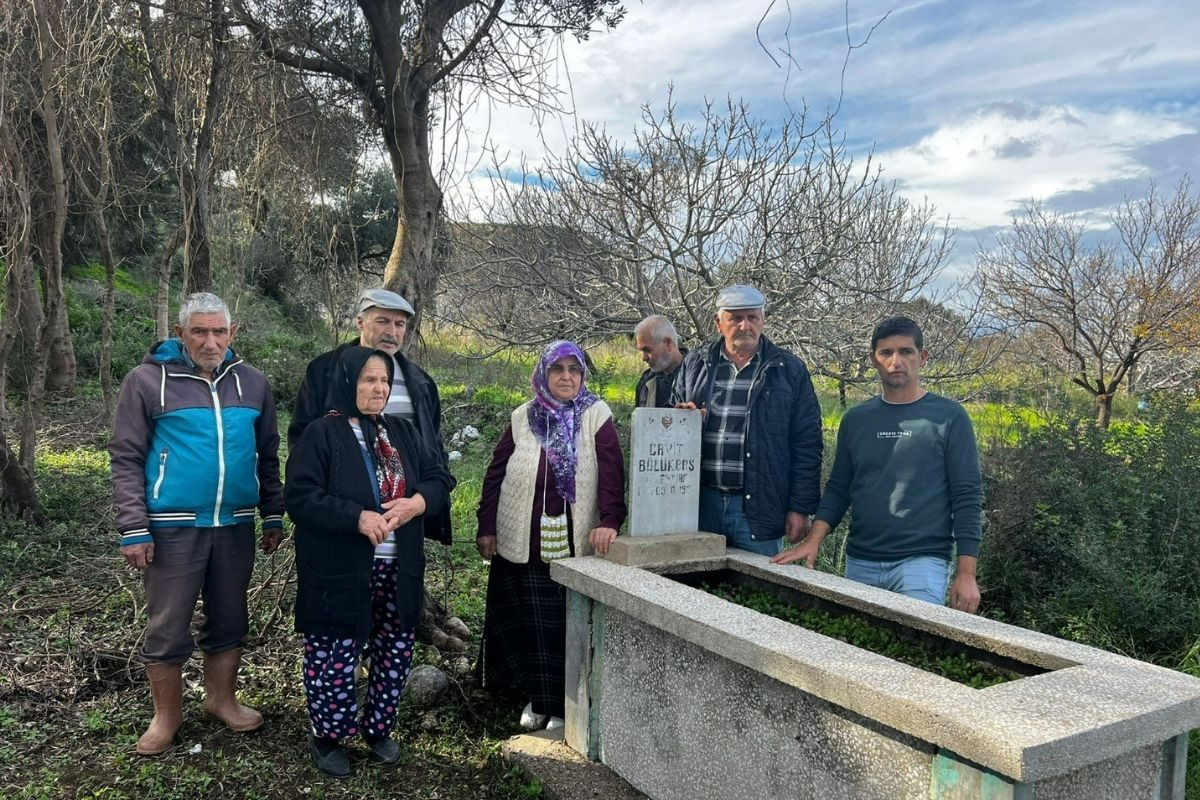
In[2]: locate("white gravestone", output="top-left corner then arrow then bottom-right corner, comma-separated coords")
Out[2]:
628,407 -> 701,536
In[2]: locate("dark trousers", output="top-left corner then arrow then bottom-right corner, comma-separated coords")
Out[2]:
139,524 -> 255,664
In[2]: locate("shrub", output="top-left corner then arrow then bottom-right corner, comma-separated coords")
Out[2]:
233,330 -> 321,412
980,395 -> 1200,663
35,448 -> 112,531
63,276 -> 157,385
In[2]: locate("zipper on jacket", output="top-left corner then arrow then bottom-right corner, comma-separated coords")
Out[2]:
211,382 -> 227,524
152,450 -> 168,500
741,360 -> 778,481
164,362 -> 242,525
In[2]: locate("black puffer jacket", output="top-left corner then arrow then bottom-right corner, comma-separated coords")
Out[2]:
671,336 -> 823,539
289,340 -> 452,544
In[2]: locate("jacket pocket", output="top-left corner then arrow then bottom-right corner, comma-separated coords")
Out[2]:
152,450 -> 168,501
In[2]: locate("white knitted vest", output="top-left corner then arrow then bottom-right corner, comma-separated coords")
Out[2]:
494,400 -> 612,564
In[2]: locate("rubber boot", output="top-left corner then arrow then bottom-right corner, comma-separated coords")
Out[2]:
135,663 -> 183,756
201,648 -> 264,732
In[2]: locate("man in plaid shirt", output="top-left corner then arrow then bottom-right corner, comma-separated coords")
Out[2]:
672,285 -> 823,555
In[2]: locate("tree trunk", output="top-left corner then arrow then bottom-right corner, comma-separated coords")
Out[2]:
45,303 -> 75,394
95,205 -> 118,423
33,0 -> 74,397
14,246 -> 44,365
0,230 -> 41,522
0,441 -> 41,524
0,262 -> 41,520
383,159 -> 442,345
157,226 -> 184,340
0,82 -> 42,521
838,377 -> 848,408
181,0 -> 228,296
181,167 -> 213,294
1096,394 -> 1113,429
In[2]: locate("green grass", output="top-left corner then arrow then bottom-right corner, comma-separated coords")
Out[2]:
68,263 -> 155,297
967,402 -> 1051,444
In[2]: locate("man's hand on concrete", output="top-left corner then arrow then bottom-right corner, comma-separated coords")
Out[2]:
770,538 -> 820,568
948,564 -> 980,614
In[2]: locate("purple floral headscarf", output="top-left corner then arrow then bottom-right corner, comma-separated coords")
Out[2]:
528,340 -> 599,503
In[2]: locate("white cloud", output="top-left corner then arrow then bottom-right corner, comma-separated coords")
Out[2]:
437,0 -> 1200,238
877,103 -> 1194,229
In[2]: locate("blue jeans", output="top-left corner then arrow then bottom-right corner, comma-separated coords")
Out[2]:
844,555 -> 951,605
698,487 -> 780,557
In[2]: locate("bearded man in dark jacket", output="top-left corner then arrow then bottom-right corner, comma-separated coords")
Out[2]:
671,284 -> 823,555
290,288 -> 451,544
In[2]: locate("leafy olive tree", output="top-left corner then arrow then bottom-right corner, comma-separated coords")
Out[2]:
230,0 -> 625,339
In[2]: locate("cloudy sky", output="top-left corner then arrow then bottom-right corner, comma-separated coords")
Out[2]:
445,0 -> 1199,261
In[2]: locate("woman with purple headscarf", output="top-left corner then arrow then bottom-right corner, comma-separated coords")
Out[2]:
475,341 -> 627,730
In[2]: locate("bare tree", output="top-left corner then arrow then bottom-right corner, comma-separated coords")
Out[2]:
137,0 -> 235,297
68,3 -> 128,422
229,0 -> 624,339
444,96 -> 995,395
0,0 -> 77,518
977,180 -> 1200,428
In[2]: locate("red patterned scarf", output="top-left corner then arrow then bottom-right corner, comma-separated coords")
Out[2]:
370,419 -> 406,503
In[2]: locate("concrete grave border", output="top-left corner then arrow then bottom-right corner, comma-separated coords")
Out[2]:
552,551 -> 1200,799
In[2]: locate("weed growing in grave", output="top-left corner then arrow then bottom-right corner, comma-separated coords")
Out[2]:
703,583 -> 1016,689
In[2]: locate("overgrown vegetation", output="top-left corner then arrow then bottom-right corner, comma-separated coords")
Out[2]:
702,582 -> 1017,688
979,396 -> 1200,665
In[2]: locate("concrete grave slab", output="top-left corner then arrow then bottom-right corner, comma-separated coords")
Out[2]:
606,531 -> 725,567
502,729 -> 647,800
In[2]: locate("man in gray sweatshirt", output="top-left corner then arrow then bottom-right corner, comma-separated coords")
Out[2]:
771,316 -> 982,613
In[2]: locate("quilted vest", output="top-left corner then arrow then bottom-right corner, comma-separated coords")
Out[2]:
494,400 -> 612,564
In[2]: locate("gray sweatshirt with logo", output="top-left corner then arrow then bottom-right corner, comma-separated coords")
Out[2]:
814,392 -> 982,561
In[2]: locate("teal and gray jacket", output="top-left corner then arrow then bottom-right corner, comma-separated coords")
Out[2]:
109,339 -> 285,547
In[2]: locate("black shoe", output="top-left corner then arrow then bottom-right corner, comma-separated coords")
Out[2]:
308,736 -> 351,779
366,735 -> 402,766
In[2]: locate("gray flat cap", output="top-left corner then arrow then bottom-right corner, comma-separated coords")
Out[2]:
716,284 -> 766,311
358,288 -> 414,316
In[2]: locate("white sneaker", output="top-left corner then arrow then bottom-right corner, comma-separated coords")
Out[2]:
545,716 -> 565,731
519,702 -> 548,730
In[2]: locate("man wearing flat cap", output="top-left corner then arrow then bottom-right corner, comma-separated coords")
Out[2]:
290,288 -> 451,544
671,284 -> 823,555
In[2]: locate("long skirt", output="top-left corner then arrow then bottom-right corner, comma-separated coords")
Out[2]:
478,554 -> 566,718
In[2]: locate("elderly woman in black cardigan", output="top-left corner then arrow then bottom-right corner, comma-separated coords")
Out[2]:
285,346 -> 454,778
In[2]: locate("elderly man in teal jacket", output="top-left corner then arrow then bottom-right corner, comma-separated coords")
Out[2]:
109,292 -> 285,756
